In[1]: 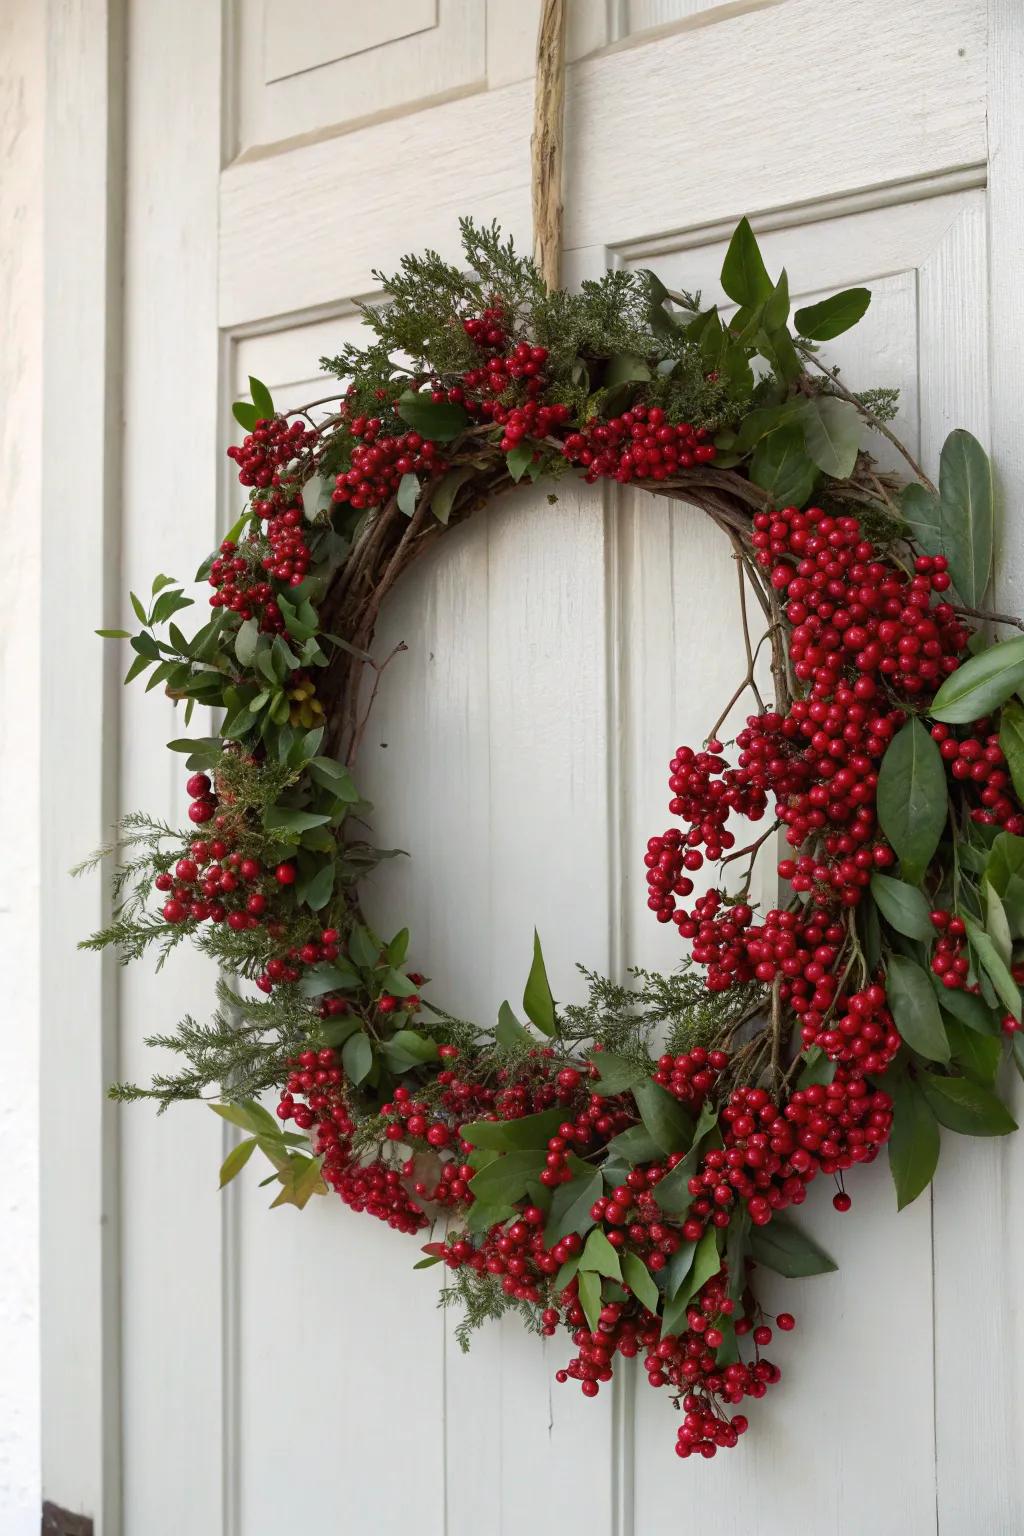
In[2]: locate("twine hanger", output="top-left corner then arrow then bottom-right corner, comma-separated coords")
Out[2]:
531,0 -> 568,291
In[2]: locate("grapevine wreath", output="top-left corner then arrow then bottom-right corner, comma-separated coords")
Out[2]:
86,218 -> 1024,1463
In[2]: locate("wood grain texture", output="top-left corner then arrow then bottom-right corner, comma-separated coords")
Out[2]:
55,0 -> 1024,1530
117,2 -> 225,1532
220,0 -> 985,327
40,1 -> 125,1528
0,4 -> 43,1528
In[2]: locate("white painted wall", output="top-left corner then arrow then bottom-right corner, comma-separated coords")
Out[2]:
0,2 -> 42,1531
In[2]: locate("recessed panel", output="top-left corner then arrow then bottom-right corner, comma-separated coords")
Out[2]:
231,0 -> 485,158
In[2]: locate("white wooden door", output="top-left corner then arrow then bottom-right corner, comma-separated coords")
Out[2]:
42,2 -> 1024,1533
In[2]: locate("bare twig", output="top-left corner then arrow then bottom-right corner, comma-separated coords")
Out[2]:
798,344 -> 938,495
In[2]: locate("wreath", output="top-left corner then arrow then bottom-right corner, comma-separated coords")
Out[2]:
85,217 -> 1024,1463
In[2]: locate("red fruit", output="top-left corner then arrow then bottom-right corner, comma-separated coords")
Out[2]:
186,772 -> 212,798
188,800 -> 215,824
161,898 -> 187,924
274,862 -> 296,885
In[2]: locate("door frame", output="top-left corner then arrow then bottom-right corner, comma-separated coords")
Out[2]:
39,3 -> 1024,1529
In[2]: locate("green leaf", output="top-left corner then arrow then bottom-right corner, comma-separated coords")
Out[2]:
984,878 -> 1013,966
96,627 -> 132,639
553,1254 -> 581,1291
963,914 -> 1021,1020
263,806 -> 331,835
579,1227 -> 623,1281
985,830 -> 1024,938
578,1269 -> 603,1332
589,1050 -> 648,1094
931,637 -> 1024,724
661,1227 -> 721,1336
798,395 -> 861,479
621,1251 -> 660,1315
413,1254 -> 443,1270
932,974 -> 1000,1034
888,1072 -> 940,1208
348,925 -> 380,970
130,591 -> 149,626
886,953 -> 951,1062
901,482 -> 942,556
395,389 -> 467,442
430,466 -> 475,525
506,444 -> 535,483
633,1079 -> 694,1155
544,1163 -> 603,1245
298,962 -> 360,996
495,1000 -> 533,1049
232,400 -> 259,432
234,618 -> 259,667
605,1123 -> 663,1165
248,376 -> 275,420
796,1045 -> 838,1089
663,1237 -> 698,1302
869,873 -> 936,941
652,1099 -> 720,1214
999,700 -> 1024,804
938,428 -> 993,608
461,1108 -> 566,1151
397,472 -> 420,515
604,353 -> 652,386
919,1071 -> 1016,1136
876,717 -> 947,883
301,862 -> 334,912
763,268 -> 790,332
945,1019 -> 1002,1085
469,1149 -> 548,1207
219,1137 -> 257,1188
342,1031 -> 373,1085
749,423 -> 817,508
382,1029 -> 439,1073
793,286 -> 871,340
522,930 -> 556,1036
748,1212 -> 837,1277
720,216 -> 773,306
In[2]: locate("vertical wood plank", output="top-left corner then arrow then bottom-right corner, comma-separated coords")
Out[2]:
40,1 -> 125,1528
116,2 -> 224,1532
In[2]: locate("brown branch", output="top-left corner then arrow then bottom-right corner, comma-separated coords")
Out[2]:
531,0 -> 567,291
798,344 -> 938,495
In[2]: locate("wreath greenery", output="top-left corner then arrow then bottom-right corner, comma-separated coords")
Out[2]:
84,216 -> 1024,1461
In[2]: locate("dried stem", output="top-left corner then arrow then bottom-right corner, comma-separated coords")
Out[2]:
798,344 -> 938,495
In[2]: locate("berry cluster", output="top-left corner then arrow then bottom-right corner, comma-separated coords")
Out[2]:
331,416 -> 441,512
562,404 -> 717,485
681,1073 -> 893,1239
207,538 -> 284,631
227,416 -> 315,489
931,722 -> 1024,834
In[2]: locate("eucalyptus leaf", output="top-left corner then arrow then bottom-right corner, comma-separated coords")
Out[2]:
931,637 -> 1024,724
522,930 -> 556,1036
876,718 -> 947,883
621,1251 -> 660,1314
720,217 -> 773,306
886,953 -> 951,1062
395,390 -> 467,442
869,873 -> 935,940
749,423 -> 817,508
918,1072 -> 1016,1136
938,428 -> 993,608
798,395 -> 861,479
748,1212 -> 837,1278
793,286 -> 871,340
888,1072 -> 940,1209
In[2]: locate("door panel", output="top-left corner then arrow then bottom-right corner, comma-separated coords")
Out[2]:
107,1 -> 1017,1532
